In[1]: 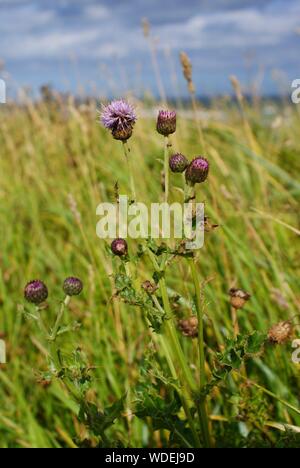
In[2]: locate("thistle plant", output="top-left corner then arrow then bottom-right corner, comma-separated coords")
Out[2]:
106,108 -> 214,445
169,153 -> 189,173
24,280 -> 48,304
103,104 -> 293,447
185,157 -> 209,185
111,238 -> 128,257
22,278 -> 100,431
101,100 -> 137,203
156,110 -> 176,202
23,276 -> 83,364
15,93 -> 298,448
63,277 -> 83,296
268,320 -> 293,345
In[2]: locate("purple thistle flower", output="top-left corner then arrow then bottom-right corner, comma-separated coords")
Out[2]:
24,280 -> 48,305
101,100 -> 136,140
156,110 -> 176,136
111,238 -> 128,257
185,157 -> 209,185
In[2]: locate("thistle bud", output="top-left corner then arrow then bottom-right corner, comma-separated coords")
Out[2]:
142,280 -> 158,295
185,157 -> 209,185
268,320 -> 293,345
169,153 -> 189,173
24,280 -> 48,305
111,238 -> 128,257
63,277 -> 83,296
156,110 -> 176,136
229,288 -> 251,310
178,316 -> 198,338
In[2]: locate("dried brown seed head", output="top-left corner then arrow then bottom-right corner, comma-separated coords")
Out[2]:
229,288 -> 251,309
268,320 -> 293,345
204,216 -> 219,232
142,280 -> 158,295
178,316 -> 198,338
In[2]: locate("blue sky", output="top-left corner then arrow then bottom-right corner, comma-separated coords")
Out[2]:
0,0 -> 299,98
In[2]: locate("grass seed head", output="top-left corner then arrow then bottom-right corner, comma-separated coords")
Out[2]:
24,280 -> 48,305
180,51 -> 193,83
142,18 -> 150,38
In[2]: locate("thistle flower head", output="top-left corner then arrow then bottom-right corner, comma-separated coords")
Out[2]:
24,280 -> 48,305
142,280 -> 158,295
229,288 -> 251,310
178,316 -> 198,338
156,110 -> 176,136
169,153 -> 189,173
100,100 -> 136,140
268,320 -> 293,345
63,277 -> 83,296
111,238 -> 128,257
185,157 -> 209,185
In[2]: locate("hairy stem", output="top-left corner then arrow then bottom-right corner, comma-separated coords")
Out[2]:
164,136 -> 169,203
51,295 -> 70,341
123,141 -> 136,204
188,257 -> 212,448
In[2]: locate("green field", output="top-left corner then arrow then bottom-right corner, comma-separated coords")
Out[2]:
0,91 -> 299,448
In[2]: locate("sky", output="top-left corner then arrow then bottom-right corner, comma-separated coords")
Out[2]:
0,0 -> 299,98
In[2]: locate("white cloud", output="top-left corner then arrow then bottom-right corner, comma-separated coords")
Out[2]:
0,1 -> 299,63
84,4 -> 110,20
4,29 -> 104,59
154,4 -> 300,50
0,4 -> 55,33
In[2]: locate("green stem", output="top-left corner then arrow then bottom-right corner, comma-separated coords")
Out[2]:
152,295 -> 200,446
123,141 -> 136,204
146,247 -> 196,393
188,257 -> 211,448
157,333 -> 201,447
147,247 -> 212,446
164,136 -> 169,203
159,277 -> 197,394
48,295 -> 70,373
189,260 -> 205,387
50,295 -> 70,341
35,307 -> 50,339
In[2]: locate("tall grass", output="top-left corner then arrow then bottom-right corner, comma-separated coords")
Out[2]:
0,83 -> 299,447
